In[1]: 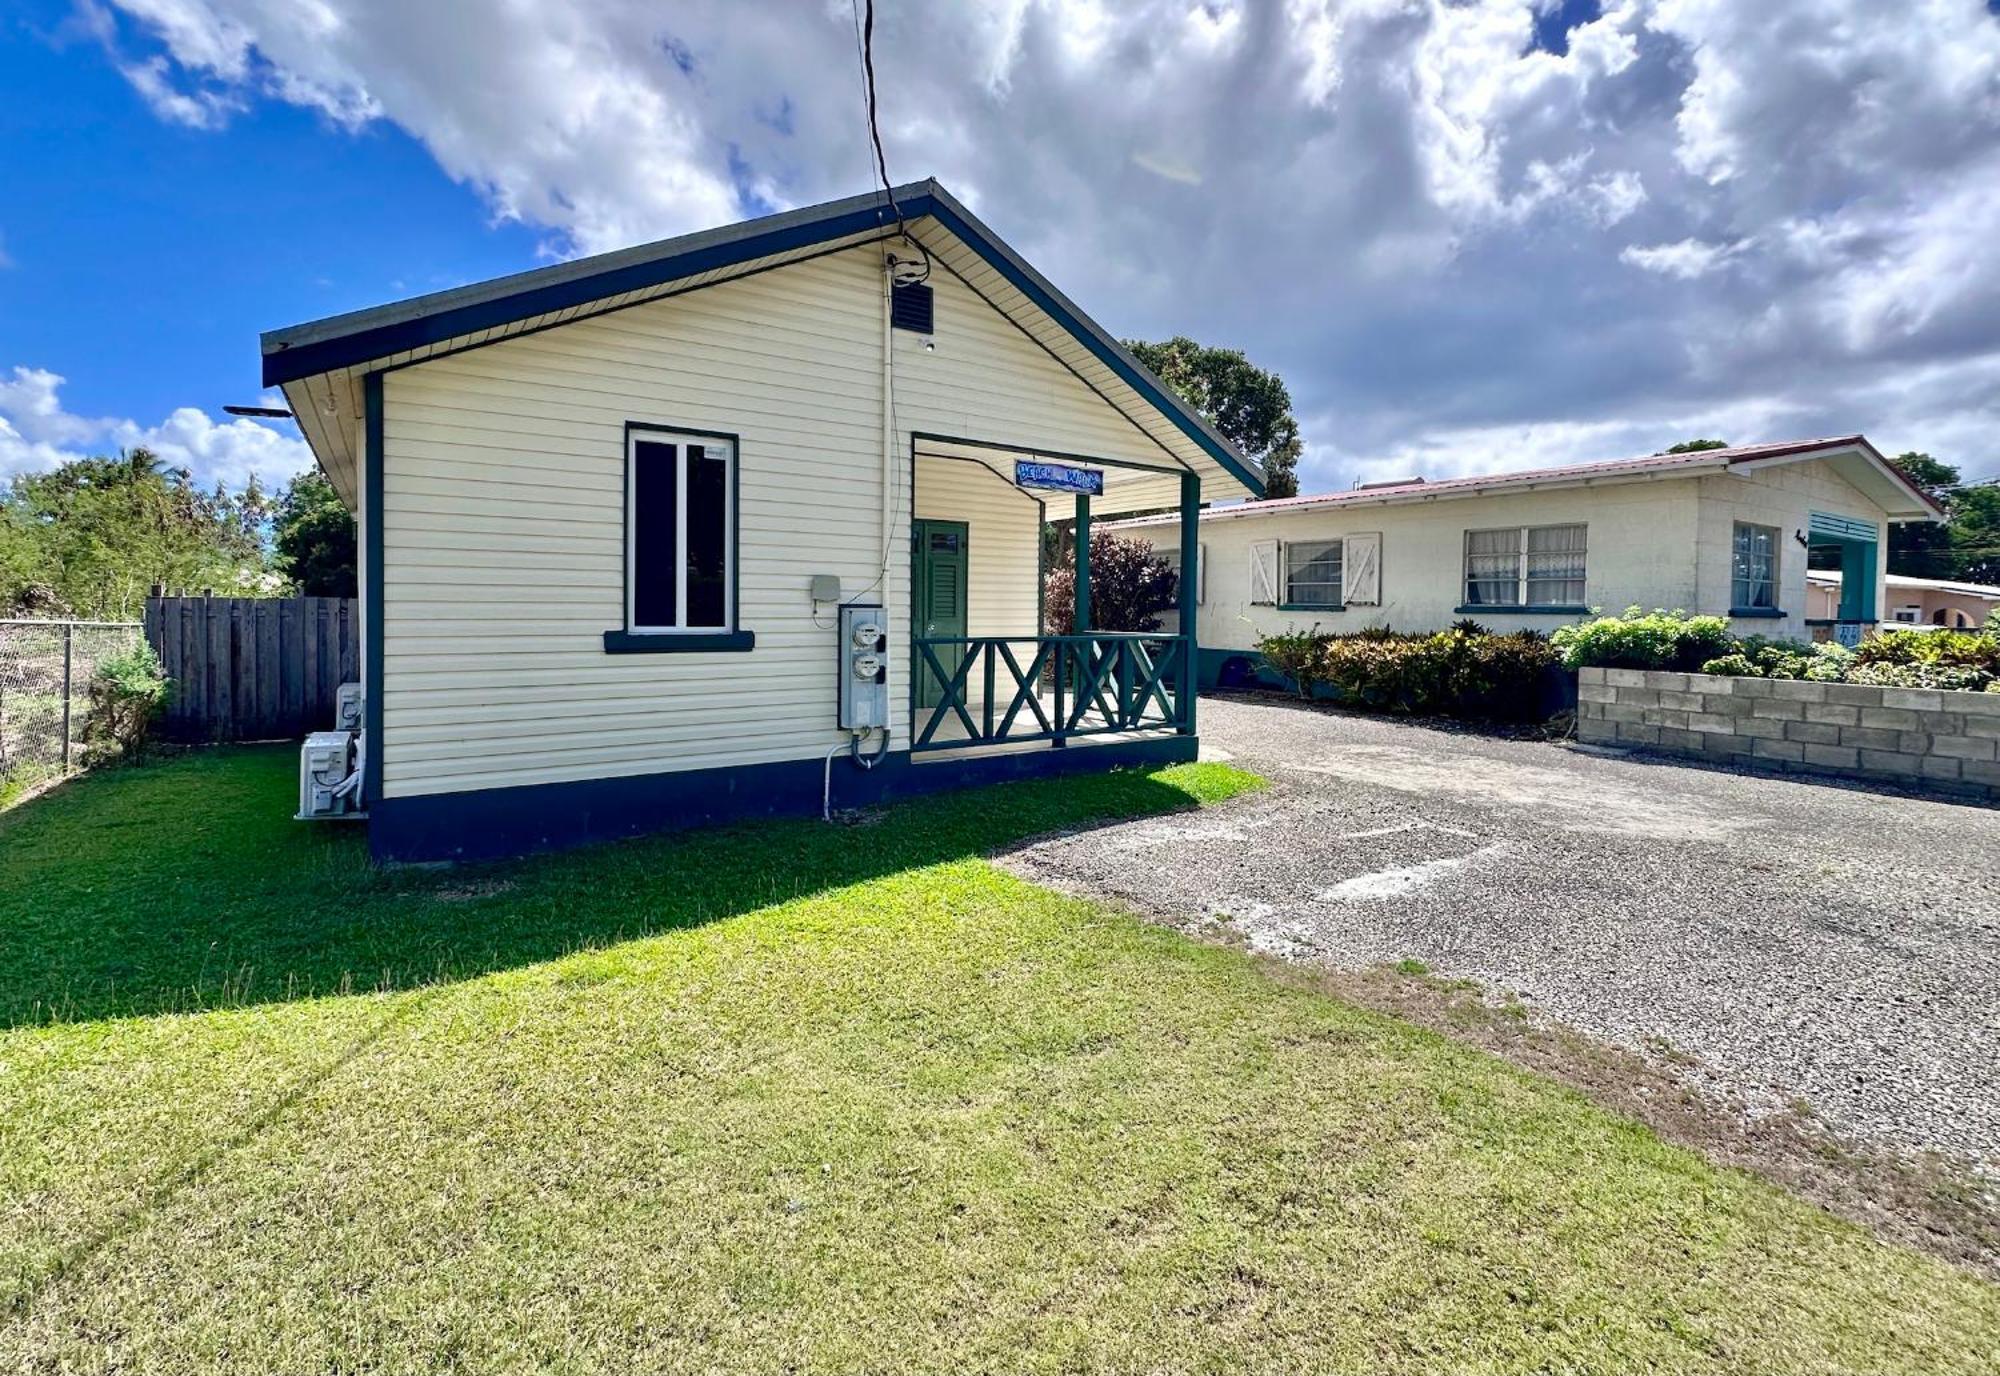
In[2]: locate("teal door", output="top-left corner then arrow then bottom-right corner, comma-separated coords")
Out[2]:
914,519 -> 969,710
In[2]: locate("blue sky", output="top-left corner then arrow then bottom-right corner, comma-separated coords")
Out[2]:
0,1 -> 541,447
3,0 -> 1998,494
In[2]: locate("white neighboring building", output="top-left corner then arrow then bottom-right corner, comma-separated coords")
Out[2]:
1808,570 -> 2000,632
1106,437 -> 1943,688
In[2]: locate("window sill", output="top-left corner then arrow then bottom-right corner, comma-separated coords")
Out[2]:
1728,607 -> 1786,619
1276,602 -> 1345,613
1453,604 -> 1589,616
603,629 -> 756,654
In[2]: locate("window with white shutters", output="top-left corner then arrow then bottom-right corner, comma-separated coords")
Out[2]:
1283,540 -> 1344,608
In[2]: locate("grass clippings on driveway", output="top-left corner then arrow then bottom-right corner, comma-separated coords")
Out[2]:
1,748 -> 1996,1374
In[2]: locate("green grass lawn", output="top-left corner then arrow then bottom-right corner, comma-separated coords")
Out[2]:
1,749 -> 1996,1373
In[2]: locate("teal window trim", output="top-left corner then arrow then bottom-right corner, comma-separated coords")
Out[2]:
1453,604 -> 1588,616
1277,602 -> 1345,612
1728,607 -> 1786,619
604,630 -> 756,653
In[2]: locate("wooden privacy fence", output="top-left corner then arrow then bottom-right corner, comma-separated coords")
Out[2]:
145,594 -> 359,742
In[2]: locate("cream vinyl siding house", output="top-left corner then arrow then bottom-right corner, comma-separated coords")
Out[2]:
1108,438 -> 1941,688
265,182 -> 1260,861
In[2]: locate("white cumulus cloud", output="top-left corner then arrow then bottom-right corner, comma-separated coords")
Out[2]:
73,0 -> 2000,489
1620,237 -> 1741,279
0,366 -> 314,491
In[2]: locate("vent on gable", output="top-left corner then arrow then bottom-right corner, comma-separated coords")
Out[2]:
891,282 -> 934,334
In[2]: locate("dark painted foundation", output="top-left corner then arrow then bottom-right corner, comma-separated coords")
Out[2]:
369,735 -> 1199,864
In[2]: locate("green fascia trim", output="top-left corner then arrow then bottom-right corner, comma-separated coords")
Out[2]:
1728,607 -> 1786,619
1453,604 -> 1590,616
603,630 -> 756,653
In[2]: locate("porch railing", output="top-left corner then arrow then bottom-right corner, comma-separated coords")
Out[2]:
911,633 -> 1191,752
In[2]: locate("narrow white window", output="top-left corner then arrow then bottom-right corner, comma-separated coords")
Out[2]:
1463,524 -> 1586,608
1730,521 -> 1778,612
628,428 -> 735,633
1284,540 -> 1344,608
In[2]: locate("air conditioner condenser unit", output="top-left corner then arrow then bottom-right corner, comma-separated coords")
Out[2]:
298,730 -> 364,820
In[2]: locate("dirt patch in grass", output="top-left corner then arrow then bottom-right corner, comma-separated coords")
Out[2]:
1203,929 -> 2000,1280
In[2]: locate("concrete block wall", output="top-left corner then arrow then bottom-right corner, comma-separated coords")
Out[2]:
1576,666 -> 2000,801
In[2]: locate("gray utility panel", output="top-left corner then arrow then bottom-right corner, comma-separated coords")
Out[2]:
838,604 -> 890,731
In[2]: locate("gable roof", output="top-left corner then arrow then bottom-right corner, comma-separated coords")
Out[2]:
263,179 -> 1261,505
1107,435 -> 1945,529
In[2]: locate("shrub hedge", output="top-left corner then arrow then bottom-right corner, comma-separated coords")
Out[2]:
1254,621 -> 1561,722
1548,607 -> 1735,672
1556,608 -> 2000,694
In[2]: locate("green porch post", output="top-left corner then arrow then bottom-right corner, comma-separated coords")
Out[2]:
1073,493 -> 1091,633
1057,493 -> 1090,748
1178,471 -> 1199,735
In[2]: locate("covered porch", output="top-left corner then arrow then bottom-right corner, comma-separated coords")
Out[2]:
906,433 -> 1202,758
1803,512 -> 1881,647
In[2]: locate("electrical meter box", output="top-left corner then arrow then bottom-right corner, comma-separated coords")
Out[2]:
838,603 -> 889,731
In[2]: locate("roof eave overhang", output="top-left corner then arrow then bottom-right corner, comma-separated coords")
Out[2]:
1729,439 -> 1945,522
261,180 -> 1263,500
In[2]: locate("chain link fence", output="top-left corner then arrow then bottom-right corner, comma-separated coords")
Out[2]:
0,620 -> 144,796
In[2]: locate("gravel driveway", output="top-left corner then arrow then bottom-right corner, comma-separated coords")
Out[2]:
1008,694 -> 2000,1172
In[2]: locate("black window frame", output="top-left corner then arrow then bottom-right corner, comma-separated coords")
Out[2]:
603,421 -> 754,654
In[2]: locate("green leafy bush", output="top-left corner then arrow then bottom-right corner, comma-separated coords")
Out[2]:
80,643 -> 171,765
1551,607 -> 1734,672
1852,627 -> 2000,672
1844,662 -> 1993,693
1256,627 -> 1333,701
1719,636 -> 1853,682
1256,624 -> 1560,722
1699,653 -> 1759,677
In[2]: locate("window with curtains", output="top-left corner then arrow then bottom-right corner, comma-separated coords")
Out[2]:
1462,524 -> 1587,608
1284,540 -> 1344,608
1731,522 -> 1779,611
628,428 -> 735,632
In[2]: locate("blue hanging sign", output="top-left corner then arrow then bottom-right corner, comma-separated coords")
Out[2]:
1015,459 -> 1104,495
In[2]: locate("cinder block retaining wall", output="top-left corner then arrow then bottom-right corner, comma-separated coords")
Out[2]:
1576,666 -> 2000,801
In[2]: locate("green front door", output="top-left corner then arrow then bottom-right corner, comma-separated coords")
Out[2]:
914,519 -> 970,710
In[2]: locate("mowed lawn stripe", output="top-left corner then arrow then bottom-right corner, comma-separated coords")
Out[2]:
0,749 -> 1994,1373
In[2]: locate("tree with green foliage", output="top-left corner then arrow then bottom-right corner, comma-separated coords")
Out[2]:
273,469 -> 357,597
0,449 -> 272,619
1125,336 -> 1303,498
1949,481 -> 2000,584
1662,438 -> 1729,453
1883,451 -> 1963,579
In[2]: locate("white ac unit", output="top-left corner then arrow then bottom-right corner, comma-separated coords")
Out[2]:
335,682 -> 364,732
298,730 -> 363,820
